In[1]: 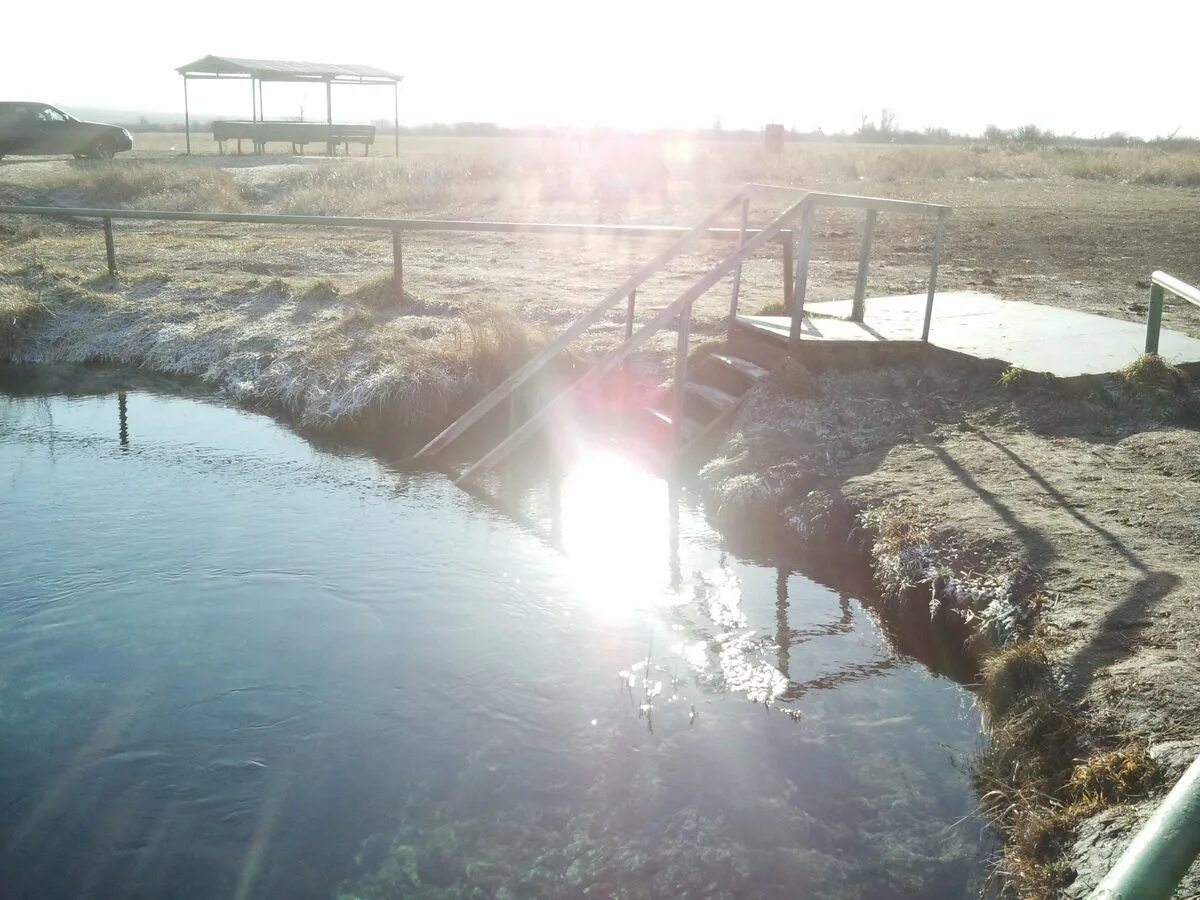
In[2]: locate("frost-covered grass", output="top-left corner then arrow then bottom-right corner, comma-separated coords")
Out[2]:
0,262 -> 545,431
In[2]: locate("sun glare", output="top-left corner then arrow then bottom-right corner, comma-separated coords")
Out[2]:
556,451 -> 675,619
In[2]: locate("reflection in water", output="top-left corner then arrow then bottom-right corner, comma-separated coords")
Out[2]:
0,382 -> 987,899
117,390 -> 129,450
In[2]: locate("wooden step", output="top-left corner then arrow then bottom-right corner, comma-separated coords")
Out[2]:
647,406 -> 703,443
684,381 -> 740,412
709,352 -> 770,383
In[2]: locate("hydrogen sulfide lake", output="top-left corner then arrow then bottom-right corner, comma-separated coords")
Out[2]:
0,373 -> 987,899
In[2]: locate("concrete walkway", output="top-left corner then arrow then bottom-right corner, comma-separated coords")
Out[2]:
738,291 -> 1200,378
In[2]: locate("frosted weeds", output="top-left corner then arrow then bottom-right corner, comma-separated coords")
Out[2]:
9,269 -> 527,427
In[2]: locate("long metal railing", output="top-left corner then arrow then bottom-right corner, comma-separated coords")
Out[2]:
0,187 -> 950,479
1145,270 -> 1200,354
0,203 -> 790,299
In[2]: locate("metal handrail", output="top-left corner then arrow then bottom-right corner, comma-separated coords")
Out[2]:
452,194 -> 813,480
0,202 -> 797,298
411,188 -> 756,460
1091,751 -> 1200,900
1145,271 -> 1200,354
0,203 -> 785,241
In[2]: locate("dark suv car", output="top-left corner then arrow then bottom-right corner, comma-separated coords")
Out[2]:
0,102 -> 133,159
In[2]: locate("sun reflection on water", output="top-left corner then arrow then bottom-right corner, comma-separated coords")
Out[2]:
556,450 -> 676,619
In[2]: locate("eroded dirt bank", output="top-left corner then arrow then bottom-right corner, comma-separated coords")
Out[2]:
698,349 -> 1200,897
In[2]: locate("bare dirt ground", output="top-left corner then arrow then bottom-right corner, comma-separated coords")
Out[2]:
5,135 -> 1200,896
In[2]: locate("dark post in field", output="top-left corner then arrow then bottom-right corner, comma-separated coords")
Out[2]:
103,217 -> 116,276
392,229 -> 404,297
851,209 -> 877,323
1146,283 -> 1165,354
624,289 -> 637,341
921,208 -> 948,342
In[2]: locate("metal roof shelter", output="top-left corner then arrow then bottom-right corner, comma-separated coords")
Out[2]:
176,55 -> 403,155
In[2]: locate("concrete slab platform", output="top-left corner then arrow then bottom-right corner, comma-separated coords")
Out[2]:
737,292 -> 1200,378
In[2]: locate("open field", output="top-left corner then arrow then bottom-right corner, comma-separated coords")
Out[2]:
4,135 -> 1200,350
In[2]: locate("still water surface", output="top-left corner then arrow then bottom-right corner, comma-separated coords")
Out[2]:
0,377 -> 986,898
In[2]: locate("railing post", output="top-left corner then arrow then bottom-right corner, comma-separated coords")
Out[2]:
726,196 -> 750,341
782,236 -> 794,312
788,203 -> 813,350
103,217 -> 116,276
673,302 -> 692,452
851,208 -> 877,322
1092,751 -> 1200,900
392,228 -> 403,298
1146,282 -> 1165,354
921,208 -> 948,342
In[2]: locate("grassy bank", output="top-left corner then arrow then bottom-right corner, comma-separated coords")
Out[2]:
0,262 -> 548,442
697,349 -> 1200,897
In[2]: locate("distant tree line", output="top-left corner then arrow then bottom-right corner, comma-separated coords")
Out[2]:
115,111 -> 1200,149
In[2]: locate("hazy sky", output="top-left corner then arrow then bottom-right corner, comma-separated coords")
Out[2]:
4,0 -> 1197,137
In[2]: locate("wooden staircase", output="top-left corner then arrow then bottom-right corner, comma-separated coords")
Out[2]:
412,184 -> 948,481
642,350 -> 771,458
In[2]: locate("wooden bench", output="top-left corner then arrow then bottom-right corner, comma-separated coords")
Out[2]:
212,121 -> 376,156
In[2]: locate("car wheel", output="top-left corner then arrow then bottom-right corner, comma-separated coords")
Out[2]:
89,137 -> 117,160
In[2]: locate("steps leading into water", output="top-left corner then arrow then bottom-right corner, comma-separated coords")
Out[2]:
637,338 -> 779,459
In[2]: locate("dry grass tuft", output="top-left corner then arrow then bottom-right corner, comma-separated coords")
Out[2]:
1115,353 -> 1197,421
273,157 -> 511,216
298,278 -> 339,303
0,279 -> 48,356
978,641 -> 1052,719
1064,745 -> 1158,817
350,275 -> 405,309
972,641 -> 1161,898
455,303 -> 543,385
31,162 -> 249,211
1121,352 -> 1185,388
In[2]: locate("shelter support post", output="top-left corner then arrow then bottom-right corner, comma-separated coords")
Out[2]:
326,81 -> 334,156
183,78 -> 191,155
103,217 -> 116,276
393,82 -> 400,157
250,78 -> 257,123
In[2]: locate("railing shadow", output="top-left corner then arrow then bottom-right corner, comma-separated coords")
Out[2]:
928,431 -> 1178,699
